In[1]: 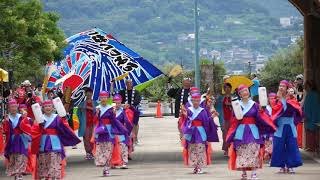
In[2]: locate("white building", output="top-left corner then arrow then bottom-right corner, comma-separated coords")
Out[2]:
256,54 -> 267,63
280,17 -> 292,28
233,70 -> 244,75
177,33 -> 188,41
221,50 -> 233,62
256,63 -> 265,72
200,48 -> 208,56
209,50 -> 221,60
187,33 -> 195,39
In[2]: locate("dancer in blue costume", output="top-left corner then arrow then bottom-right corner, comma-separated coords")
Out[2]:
270,80 -> 303,174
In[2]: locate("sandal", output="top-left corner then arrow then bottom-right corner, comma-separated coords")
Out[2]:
241,173 -> 247,180
288,168 -> 295,174
197,168 -> 204,174
278,168 -> 286,173
193,168 -> 198,174
120,164 -> 128,169
103,169 -> 111,177
251,173 -> 258,180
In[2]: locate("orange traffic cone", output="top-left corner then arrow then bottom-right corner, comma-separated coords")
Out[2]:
155,100 -> 163,118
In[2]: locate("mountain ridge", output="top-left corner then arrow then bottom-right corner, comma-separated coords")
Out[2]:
43,0 -> 302,68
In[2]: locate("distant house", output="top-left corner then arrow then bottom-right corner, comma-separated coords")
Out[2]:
232,47 -> 254,63
187,33 -> 195,40
232,70 -> 244,75
256,54 -> 267,63
280,17 -> 292,28
209,50 -> 221,60
270,39 -> 279,46
242,37 -> 258,45
200,48 -> 208,56
221,50 -> 233,62
290,36 -> 299,44
254,54 -> 268,72
256,63 -> 265,72
278,36 -> 292,47
221,46 -> 260,73
177,33 -> 196,42
177,33 -> 188,42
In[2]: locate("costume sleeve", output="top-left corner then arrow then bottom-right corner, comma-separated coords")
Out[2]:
125,108 -> 135,125
20,117 -> 32,135
255,104 -> 277,134
57,116 -> 81,146
293,110 -> 303,125
271,100 -> 283,121
61,116 -> 75,132
287,99 -> 303,125
105,108 -> 115,119
123,111 -> 134,135
204,112 -> 219,142
111,111 -> 128,135
31,123 -> 42,154
226,116 -> 239,143
182,109 -> 193,134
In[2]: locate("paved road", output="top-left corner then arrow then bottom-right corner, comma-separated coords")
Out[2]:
1,116 -> 320,180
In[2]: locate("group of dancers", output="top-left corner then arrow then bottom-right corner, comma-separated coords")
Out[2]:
1,77 -> 304,179
168,78 -> 303,179
1,79 -> 141,179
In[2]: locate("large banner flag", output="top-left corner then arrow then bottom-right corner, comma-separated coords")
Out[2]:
47,28 -> 163,105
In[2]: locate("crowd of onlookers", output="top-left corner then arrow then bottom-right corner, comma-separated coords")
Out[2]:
0,80 -> 64,120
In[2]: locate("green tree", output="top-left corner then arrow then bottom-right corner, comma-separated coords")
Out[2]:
141,63 -> 193,102
0,0 -> 66,84
260,38 -> 304,91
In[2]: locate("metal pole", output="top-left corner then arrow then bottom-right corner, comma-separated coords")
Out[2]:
194,0 -> 200,88
212,56 -> 216,94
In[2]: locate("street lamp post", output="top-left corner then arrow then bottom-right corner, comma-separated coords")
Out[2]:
212,56 -> 216,94
194,0 -> 200,88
